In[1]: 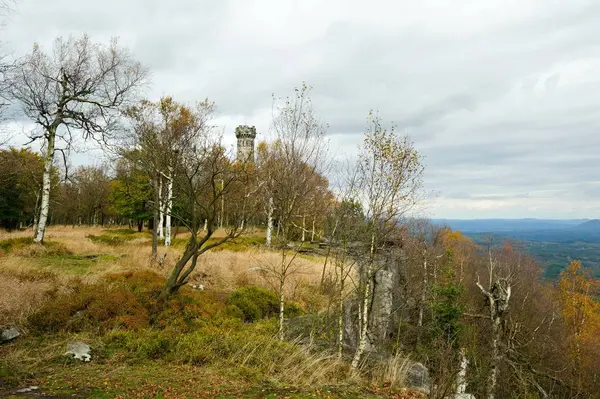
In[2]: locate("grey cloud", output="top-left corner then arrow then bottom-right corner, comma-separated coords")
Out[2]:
2,0 -> 599,218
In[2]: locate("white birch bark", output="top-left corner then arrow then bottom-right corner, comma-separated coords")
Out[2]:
164,167 -> 173,247
351,230 -> 376,368
266,196 -> 274,247
311,216 -> 316,242
301,214 -> 306,242
457,348 -> 469,394
158,176 -> 164,239
34,129 -> 56,243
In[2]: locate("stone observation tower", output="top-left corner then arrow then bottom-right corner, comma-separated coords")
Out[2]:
235,125 -> 257,163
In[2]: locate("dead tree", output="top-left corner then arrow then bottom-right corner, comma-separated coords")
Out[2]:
475,249 -> 512,399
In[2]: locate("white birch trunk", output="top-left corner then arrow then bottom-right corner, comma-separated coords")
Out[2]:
352,269 -> 371,368
203,219 -> 208,231
164,168 -> 173,247
457,348 -> 468,394
301,214 -> 306,242
158,177 -> 164,239
34,129 -> 56,244
311,216 -> 316,242
266,196 -> 274,247
352,230 -> 376,368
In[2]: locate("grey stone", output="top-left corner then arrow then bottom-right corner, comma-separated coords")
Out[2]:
371,269 -> 394,341
65,341 -> 92,362
406,361 -> 430,392
16,386 -> 39,393
1,327 -> 21,342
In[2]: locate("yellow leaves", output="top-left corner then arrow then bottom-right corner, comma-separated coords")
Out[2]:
557,260 -> 600,372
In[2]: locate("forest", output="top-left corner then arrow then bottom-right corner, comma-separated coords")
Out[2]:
1,29 -> 600,399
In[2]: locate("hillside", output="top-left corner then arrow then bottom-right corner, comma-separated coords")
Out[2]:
433,219 -> 600,278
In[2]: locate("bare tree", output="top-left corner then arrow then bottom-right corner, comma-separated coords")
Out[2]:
258,83 -> 329,340
351,111 -> 424,368
5,34 -> 147,243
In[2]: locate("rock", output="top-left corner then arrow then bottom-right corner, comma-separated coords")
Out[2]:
371,269 -> 394,341
1,327 -> 21,343
448,395 -> 476,399
16,386 -> 39,393
65,341 -> 92,362
406,361 -> 430,393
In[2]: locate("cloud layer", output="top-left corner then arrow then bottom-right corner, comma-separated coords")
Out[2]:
3,0 -> 600,218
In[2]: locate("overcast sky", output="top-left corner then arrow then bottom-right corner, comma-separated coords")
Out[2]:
2,0 -> 599,219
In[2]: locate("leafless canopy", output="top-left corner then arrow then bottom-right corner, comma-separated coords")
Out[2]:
6,34 -> 148,147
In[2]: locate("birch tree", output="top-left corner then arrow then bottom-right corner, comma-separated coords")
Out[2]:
259,84 -> 329,340
5,35 -> 147,243
351,111 -> 424,368
125,97 -> 202,256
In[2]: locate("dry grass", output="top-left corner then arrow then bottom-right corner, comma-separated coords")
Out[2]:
0,274 -> 55,326
0,226 -> 333,325
369,352 -> 412,389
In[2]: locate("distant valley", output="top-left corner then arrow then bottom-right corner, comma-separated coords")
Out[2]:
432,218 -> 600,279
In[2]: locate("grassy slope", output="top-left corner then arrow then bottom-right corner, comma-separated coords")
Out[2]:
0,226 -> 421,399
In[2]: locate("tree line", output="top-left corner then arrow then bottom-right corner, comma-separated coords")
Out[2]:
1,34 -> 599,398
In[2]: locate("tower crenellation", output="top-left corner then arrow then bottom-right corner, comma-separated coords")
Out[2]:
235,125 -> 257,162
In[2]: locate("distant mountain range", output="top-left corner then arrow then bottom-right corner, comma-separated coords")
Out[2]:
431,218 -> 592,233
431,218 -> 600,279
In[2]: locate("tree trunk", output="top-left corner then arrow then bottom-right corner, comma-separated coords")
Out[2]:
301,214 -> 306,242
137,219 -> 143,232
457,348 -> 468,394
311,216 -> 316,242
418,251 -> 428,343
352,230 -> 375,368
337,278 -> 345,358
266,196 -> 274,247
278,276 -> 285,341
152,178 -> 159,258
165,168 -> 173,247
34,127 -> 56,244
33,191 -> 40,232
158,176 -> 164,239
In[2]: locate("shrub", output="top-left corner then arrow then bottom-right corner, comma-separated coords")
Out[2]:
227,286 -> 302,322
29,271 -> 232,334
28,281 -> 149,333
0,237 -> 33,253
0,237 -> 71,257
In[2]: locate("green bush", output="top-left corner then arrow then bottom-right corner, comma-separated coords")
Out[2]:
227,286 -> 302,322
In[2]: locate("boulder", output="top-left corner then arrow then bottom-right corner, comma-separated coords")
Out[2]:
406,361 -> 430,393
65,341 -> 92,362
1,327 -> 21,343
